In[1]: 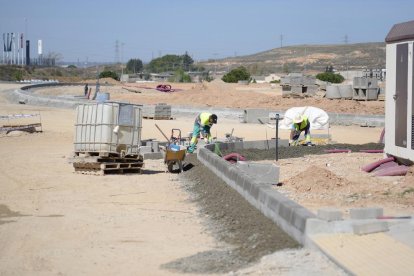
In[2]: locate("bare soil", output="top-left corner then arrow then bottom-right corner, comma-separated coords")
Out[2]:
0,82 -> 400,275
33,80 -> 385,115
223,145 -> 414,216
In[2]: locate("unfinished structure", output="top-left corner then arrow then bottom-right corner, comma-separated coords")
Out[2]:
352,77 -> 380,100
384,20 -> 414,164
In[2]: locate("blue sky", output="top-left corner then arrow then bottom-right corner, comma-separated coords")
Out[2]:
1,0 -> 413,63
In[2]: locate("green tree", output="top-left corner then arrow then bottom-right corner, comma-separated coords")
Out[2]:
126,58 -> 143,73
221,66 -> 250,83
146,53 -> 195,73
182,51 -> 194,71
170,69 -> 192,83
99,70 -> 119,81
316,72 -> 344,83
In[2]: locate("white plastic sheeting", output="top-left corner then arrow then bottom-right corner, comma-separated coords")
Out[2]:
279,106 -> 329,130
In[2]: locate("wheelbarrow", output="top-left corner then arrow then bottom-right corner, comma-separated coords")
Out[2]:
155,125 -> 187,173
163,144 -> 186,173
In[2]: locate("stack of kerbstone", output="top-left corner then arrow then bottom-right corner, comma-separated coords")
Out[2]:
353,77 -> 379,100
280,73 -> 318,97
142,103 -> 172,119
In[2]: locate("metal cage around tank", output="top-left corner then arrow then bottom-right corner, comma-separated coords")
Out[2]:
74,102 -> 143,156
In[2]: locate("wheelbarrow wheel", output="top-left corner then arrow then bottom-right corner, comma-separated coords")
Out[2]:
167,162 -> 174,173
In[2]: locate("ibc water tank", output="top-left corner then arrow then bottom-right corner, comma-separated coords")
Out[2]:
74,102 -> 142,156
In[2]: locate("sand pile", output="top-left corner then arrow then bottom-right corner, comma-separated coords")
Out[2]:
284,165 -> 354,192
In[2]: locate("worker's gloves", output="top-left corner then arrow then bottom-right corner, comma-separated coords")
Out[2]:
289,140 -> 298,146
187,145 -> 195,153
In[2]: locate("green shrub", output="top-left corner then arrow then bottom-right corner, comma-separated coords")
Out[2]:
316,72 -> 344,83
99,70 -> 119,81
222,66 -> 250,83
126,59 -> 143,73
13,70 -> 23,81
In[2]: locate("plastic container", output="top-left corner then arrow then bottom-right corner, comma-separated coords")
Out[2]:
96,92 -> 110,102
74,102 -> 142,155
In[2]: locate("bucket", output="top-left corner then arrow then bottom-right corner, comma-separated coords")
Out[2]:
96,92 -> 110,102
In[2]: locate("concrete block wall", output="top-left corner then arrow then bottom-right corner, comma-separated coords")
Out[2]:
242,108 -> 276,124
198,141 -> 316,245
236,162 -> 280,185
327,112 -> 384,127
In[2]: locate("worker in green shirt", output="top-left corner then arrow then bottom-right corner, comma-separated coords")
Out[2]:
187,112 -> 218,153
290,114 -> 312,146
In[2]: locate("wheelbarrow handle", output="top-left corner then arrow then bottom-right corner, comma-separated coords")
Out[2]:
171,128 -> 182,143
155,124 -> 171,143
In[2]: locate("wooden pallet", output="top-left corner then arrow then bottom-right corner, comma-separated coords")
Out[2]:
1,123 -> 42,133
142,116 -> 174,120
74,151 -> 142,159
74,167 -> 142,175
73,156 -> 144,175
73,155 -> 143,163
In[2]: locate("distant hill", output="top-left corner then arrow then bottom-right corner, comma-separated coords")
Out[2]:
198,42 -> 385,75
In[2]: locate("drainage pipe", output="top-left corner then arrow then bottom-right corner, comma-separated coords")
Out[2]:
374,165 -> 409,176
361,156 -> 395,172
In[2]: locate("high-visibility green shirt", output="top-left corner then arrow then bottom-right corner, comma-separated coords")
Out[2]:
292,115 -> 310,131
196,112 -> 213,127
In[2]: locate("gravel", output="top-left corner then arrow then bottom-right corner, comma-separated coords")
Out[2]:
161,154 -> 349,275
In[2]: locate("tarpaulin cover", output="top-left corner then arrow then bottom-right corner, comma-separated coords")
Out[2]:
279,106 -> 329,130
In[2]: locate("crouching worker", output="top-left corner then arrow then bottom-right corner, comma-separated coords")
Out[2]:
290,114 -> 312,146
187,113 -> 217,153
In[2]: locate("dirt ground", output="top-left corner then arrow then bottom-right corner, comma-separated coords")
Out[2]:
33,79 -> 385,115
0,81 -> 404,275
223,145 -> 414,217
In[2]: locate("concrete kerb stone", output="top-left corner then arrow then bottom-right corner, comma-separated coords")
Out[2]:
7,89 -> 81,109
236,162 -> 280,185
353,220 -> 389,235
350,207 -> 383,219
317,208 -> 343,221
197,141 -> 316,245
8,86 -> 385,127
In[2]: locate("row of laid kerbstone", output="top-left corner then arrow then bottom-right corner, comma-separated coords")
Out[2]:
198,142 -> 316,246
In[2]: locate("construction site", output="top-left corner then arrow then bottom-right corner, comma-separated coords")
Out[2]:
1,21 -> 414,276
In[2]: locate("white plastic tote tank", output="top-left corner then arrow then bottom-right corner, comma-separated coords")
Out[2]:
384,20 -> 414,164
74,102 -> 142,156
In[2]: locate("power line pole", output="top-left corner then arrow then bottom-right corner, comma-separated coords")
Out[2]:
121,42 -> 125,76
115,40 -> 120,64
344,34 -> 349,79
280,34 -> 284,48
